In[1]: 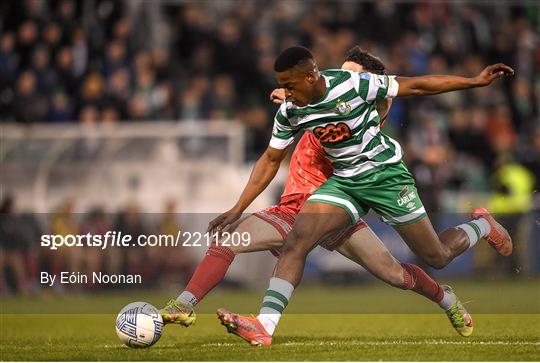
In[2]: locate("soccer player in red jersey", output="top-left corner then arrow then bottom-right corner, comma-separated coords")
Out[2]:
160,48 -> 473,342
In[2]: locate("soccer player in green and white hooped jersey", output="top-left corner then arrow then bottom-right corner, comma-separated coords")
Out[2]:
209,46 -> 515,346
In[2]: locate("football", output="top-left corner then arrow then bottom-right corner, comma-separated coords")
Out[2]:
115,302 -> 164,348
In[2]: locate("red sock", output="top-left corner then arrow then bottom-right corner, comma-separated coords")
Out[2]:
400,263 -> 444,303
184,244 -> 235,301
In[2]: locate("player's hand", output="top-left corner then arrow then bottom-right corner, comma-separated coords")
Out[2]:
270,88 -> 286,104
207,208 -> 242,236
474,63 -> 514,86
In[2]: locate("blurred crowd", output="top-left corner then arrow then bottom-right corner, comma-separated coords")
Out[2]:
1,0 -> 539,194
0,195 -> 196,295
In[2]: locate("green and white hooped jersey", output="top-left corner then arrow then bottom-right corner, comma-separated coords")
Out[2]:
270,69 -> 401,178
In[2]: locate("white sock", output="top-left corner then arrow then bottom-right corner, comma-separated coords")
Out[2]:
177,291 -> 198,307
438,288 -> 455,310
457,218 -> 491,249
257,277 -> 294,336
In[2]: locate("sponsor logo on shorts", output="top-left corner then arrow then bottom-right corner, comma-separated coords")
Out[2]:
397,190 -> 417,208
406,201 -> 416,211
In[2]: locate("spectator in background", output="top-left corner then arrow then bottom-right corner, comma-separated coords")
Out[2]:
105,67 -> 131,119
152,80 -> 176,119
18,211 -> 42,295
115,202 -> 148,284
103,40 -> 128,78
42,23 -> 63,57
112,18 -> 133,47
78,72 -> 105,115
79,104 -> 99,124
48,199 -> 79,293
486,155 -> 535,274
101,105 -> 120,124
486,105 -> 516,155
519,131 -> 540,205
71,27 -> 88,79
0,196 -> 31,295
489,156 -> 535,216
511,76 -> 536,130
47,90 -> 74,122
0,32 -> 19,83
446,107 -> 493,190
152,48 -> 171,82
156,199 -> 195,288
207,74 -> 237,120
12,70 -> 48,122
239,105 -> 272,160
177,75 -> 209,120
0,32 -> 19,120
76,105 -> 103,159
16,20 -> 39,69
214,18 -> 256,95
32,45 -> 57,93
79,207 -> 110,290
56,0 -> 78,37
55,46 -> 79,96
405,108 -> 449,213
132,66 -> 159,119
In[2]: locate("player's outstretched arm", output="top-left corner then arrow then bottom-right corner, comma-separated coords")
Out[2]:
396,63 -> 514,97
207,146 -> 289,234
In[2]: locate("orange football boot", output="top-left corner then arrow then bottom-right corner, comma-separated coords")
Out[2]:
471,208 -> 513,256
217,308 -> 272,346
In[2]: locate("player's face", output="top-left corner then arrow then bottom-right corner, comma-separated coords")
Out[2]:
275,68 -> 316,107
341,61 -> 364,72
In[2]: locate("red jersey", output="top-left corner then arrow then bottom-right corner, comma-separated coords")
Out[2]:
281,132 -> 333,198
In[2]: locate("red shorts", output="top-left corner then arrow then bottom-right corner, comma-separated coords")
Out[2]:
254,194 -> 367,257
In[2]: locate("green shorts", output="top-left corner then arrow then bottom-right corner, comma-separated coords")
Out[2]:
308,161 -> 426,225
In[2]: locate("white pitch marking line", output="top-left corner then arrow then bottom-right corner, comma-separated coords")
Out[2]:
280,340 -> 540,347
198,340 -> 540,347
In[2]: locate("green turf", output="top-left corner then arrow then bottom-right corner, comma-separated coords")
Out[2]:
1,280 -> 539,361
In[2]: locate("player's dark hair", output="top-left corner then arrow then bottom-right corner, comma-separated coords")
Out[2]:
274,46 -> 314,72
345,46 -> 386,75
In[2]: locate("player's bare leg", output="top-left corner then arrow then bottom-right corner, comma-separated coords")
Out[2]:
161,214 -> 285,325
273,201 -> 350,285
337,227 -> 407,287
246,201 -> 350,341
393,216 -> 468,269
394,210 -> 512,269
337,226 -> 473,336
227,215 -> 285,254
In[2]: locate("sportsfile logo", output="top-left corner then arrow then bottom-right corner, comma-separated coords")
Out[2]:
40,231 -> 251,250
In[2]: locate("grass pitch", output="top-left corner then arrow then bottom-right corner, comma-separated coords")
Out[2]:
1,279 -> 539,361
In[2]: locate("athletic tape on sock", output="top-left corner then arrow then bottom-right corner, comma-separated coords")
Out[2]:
177,291 -> 198,306
457,223 -> 481,248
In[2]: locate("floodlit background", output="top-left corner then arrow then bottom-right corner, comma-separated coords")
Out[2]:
0,0 -> 539,296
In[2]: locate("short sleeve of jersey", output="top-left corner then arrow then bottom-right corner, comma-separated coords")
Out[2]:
358,72 -> 399,103
269,104 -> 298,149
